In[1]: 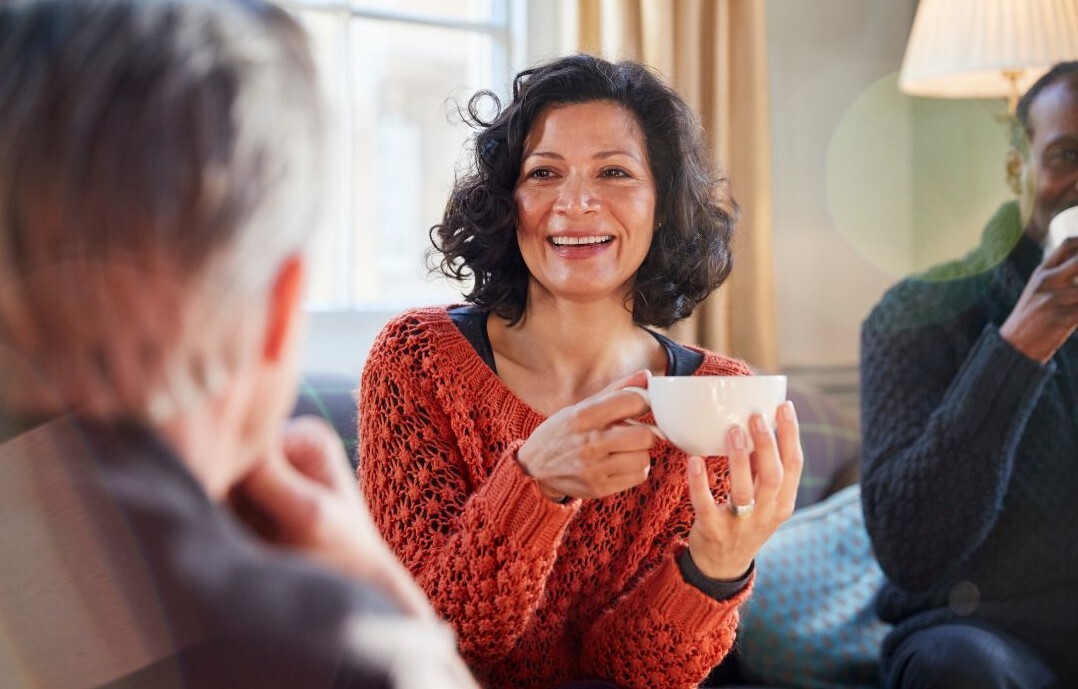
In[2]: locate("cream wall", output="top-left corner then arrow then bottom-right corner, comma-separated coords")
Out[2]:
766,0 -> 916,370
766,0 -> 1013,371
910,97 -> 1011,269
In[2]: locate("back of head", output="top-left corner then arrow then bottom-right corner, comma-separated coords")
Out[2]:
0,0 -> 322,423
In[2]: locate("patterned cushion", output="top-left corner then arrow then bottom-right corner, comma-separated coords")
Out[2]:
785,382 -> 860,509
738,485 -> 888,689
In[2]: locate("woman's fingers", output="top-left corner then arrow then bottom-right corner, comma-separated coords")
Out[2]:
593,456 -> 653,496
687,405 -> 807,581
569,449 -> 652,498
686,454 -> 756,580
599,368 -> 651,394
575,387 -> 651,430
686,455 -> 721,526
592,422 -> 657,454
773,401 -> 804,516
574,369 -> 655,430
725,426 -> 755,510
520,371 -> 658,501
747,412 -> 784,508
726,409 -> 797,517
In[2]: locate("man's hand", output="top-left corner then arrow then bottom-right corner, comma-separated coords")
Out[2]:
1000,236 -> 1078,363
232,416 -> 434,619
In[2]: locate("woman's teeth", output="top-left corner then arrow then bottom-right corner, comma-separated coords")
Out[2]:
550,235 -> 613,246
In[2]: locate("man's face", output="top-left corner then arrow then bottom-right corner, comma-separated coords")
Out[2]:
1020,77 -> 1078,243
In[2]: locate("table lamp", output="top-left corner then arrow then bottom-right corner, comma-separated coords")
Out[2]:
900,0 -> 1078,112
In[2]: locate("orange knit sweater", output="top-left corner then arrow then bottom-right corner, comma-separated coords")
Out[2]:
358,307 -> 754,689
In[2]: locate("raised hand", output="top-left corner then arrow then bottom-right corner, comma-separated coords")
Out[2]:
516,370 -> 657,501
1000,235 -> 1078,363
234,415 -> 434,618
684,401 -> 803,581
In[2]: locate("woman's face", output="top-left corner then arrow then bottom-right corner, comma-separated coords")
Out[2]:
514,100 -> 657,306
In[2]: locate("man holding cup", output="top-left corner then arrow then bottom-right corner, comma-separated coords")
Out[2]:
860,63 -> 1078,688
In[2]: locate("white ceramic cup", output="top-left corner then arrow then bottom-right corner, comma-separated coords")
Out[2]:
1048,205 -> 1078,253
626,375 -> 787,456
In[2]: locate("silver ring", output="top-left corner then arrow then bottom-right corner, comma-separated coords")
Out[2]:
728,499 -> 755,518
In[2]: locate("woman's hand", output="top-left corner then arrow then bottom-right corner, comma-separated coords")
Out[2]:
232,416 -> 434,619
685,401 -> 803,581
517,370 -> 656,501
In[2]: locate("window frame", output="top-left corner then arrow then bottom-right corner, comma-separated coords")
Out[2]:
277,0 -> 567,379
276,0 -> 525,312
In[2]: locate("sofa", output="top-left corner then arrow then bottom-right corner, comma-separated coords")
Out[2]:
293,372 -> 882,689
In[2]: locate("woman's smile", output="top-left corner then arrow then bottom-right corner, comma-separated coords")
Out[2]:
547,233 -> 616,258
514,100 -> 657,301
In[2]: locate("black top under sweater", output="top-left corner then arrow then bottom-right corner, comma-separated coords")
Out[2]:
448,305 -> 705,377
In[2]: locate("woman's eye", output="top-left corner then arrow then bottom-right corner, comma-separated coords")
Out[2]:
526,168 -> 554,179
601,167 -> 631,178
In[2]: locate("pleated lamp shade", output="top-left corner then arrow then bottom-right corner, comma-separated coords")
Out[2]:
900,0 -> 1078,107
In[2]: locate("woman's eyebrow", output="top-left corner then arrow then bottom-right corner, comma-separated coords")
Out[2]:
524,150 -> 641,161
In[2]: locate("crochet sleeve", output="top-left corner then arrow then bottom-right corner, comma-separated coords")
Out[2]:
580,551 -> 749,688
357,314 -> 578,667
859,315 -> 1052,592
579,351 -> 751,689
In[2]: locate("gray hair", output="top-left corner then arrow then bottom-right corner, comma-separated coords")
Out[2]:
0,0 -> 324,421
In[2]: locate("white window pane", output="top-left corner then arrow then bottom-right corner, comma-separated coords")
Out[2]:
290,9 -> 350,307
349,19 -> 493,304
275,1 -> 510,308
352,0 -> 496,23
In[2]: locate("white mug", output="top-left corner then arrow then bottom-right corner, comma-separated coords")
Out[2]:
626,375 -> 787,456
1048,205 -> 1078,253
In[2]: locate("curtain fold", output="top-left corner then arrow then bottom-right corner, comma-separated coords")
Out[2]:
575,0 -> 778,369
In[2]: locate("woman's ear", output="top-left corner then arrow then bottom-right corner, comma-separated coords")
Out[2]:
1005,148 -> 1024,197
262,254 -> 306,363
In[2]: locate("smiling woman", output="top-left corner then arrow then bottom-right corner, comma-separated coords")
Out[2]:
431,54 -> 736,329
513,101 -> 657,307
357,53 -> 805,689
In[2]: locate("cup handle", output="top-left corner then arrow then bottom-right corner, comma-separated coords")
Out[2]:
621,386 -> 668,443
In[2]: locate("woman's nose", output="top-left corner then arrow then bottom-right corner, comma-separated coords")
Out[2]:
553,174 -> 599,215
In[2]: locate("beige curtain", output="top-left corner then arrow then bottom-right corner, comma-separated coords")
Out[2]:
576,0 -> 777,370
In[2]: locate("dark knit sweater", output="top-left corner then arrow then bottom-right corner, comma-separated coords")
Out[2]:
0,416 -> 466,689
859,201 -> 1078,674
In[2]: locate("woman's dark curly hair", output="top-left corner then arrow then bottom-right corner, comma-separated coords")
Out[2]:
430,53 -> 737,328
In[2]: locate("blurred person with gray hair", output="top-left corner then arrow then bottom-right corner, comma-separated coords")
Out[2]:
0,1 -> 475,687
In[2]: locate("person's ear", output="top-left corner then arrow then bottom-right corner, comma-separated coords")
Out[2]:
262,254 -> 305,363
1005,148 -> 1024,196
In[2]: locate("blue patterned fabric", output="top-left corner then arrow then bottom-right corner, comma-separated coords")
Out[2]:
737,485 -> 888,689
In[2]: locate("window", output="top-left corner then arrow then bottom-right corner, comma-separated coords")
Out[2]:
276,0 -> 524,309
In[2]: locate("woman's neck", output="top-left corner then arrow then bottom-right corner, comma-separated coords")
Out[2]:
487,289 -> 666,415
